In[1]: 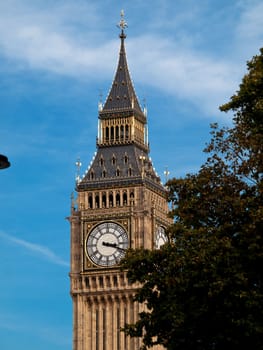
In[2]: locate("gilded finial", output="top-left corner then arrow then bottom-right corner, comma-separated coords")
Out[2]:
164,167 -> 170,183
75,157 -> 82,184
117,9 -> 128,32
98,89 -> 103,111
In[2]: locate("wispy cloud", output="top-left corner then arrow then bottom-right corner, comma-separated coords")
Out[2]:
0,231 -> 69,267
0,1 -> 115,77
0,0 -> 262,118
127,35 -> 238,116
0,313 -> 31,333
0,312 -> 71,347
235,1 -> 263,49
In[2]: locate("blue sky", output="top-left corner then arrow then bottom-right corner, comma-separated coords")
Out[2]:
0,1 -> 262,349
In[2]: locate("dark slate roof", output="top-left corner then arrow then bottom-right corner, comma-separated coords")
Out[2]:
101,31 -> 144,117
77,144 -> 163,192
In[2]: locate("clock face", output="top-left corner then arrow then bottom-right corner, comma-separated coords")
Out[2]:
155,226 -> 168,249
86,222 -> 128,267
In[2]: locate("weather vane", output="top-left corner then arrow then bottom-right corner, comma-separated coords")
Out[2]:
117,9 -> 128,31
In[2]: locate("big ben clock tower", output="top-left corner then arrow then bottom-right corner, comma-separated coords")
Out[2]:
69,12 -> 171,350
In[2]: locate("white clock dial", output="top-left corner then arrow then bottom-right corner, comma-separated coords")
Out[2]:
86,222 -> 128,266
155,226 -> 168,249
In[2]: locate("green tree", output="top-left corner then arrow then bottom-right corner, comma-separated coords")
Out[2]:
121,48 -> 263,350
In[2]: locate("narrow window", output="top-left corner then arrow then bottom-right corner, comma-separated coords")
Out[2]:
123,192 -> 127,205
88,195 -> 93,209
95,195 -> 99,208
111,126 -> 114,141
125,124 -> 129,140
116,193 -> 120,206
130,192 -> 134,205
102,193 -> 106,207
116,126 -> 119,141
109,193 -> 113,207
85,277 -> 90,288
120,125 -> 124,140
106,127 -> 109,141
106,276 -> 111,287
113,275 -> 118,286
99,276 -> 103,288
92,277 -> 97,288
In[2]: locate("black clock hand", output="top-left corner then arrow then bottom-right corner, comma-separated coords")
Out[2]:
102,241 -> 117,248
102,241 -> 126,251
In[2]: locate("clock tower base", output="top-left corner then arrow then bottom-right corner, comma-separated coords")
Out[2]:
71,270 -> 144,350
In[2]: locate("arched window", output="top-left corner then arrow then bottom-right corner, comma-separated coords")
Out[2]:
130,192 -> 134,205
112,155 -> 116,165
124,154 -> 128,164
102,193 -> 106,208
123,192 -> 127,205
109,193 -> 113,207
128,167 -> 132,176
102,170 -> 106,178
116,193 -> 120,206
88,195 -> 93,209
116,168 -> 120,176
95,194 -> 100,208
90,169 -> 94,180
100,157 -> 104,166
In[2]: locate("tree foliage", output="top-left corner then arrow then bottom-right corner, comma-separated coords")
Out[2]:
121,48 -> 263,350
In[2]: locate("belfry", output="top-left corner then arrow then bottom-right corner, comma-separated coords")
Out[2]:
69,12 -> 171,350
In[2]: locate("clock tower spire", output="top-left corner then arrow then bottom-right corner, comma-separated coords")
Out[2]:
97,11 -> 147,150
69,11 -> 171,350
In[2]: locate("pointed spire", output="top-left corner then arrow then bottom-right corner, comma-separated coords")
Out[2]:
101,11 -> 144,117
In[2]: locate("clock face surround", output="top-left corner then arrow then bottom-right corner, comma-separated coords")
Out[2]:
86,222 -> 128,267
155,226 -> 168,249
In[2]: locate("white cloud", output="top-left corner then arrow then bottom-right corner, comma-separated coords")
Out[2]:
0,231 -> 69,267
236,1 -> 263,42
0,15 -> 116,78
126,35 -> 239,116
0,0 -> 262,118
0,0 -> 115,76
230,1 -> 263,63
